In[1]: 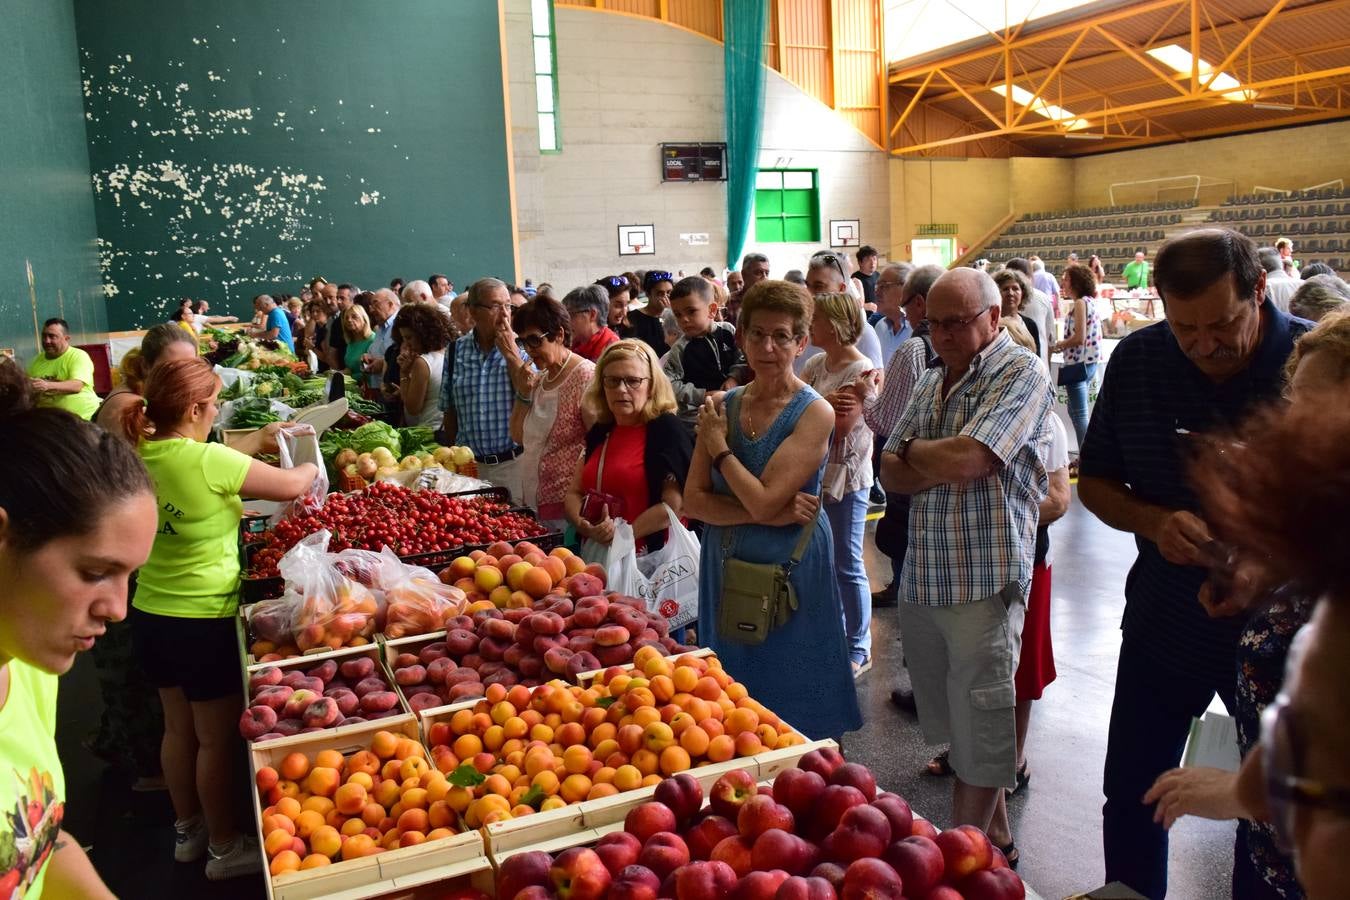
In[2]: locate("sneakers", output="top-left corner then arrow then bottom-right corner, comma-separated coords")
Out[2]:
173,816 -> 207,863
205,834 -> 264,881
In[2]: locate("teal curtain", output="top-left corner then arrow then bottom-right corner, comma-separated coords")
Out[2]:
724,0 -> 768,270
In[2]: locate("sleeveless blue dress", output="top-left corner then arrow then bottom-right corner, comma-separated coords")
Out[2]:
697,386 -> 863,740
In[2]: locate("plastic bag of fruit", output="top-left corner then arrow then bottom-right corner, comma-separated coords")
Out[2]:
276,530 -> 379,652
367,547 -> 468,638
267,425 -> 329,528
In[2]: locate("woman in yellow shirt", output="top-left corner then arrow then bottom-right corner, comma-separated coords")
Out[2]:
0,359 -> 159,898
120,357 -> 318,881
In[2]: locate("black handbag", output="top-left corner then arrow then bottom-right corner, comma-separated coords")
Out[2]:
1057,362 -> 1088,386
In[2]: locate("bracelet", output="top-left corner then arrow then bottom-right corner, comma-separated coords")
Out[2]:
514,392 -> 533,405
712,449 -> 734,472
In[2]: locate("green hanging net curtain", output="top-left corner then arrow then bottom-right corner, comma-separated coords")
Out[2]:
724,0 -> 769,272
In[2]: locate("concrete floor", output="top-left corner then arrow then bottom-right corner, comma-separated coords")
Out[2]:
56,488 -> 1237,899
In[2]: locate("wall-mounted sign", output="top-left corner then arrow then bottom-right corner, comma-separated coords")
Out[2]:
916,223 -> 958,236
661,143 -> 726,182
618,225 -> 655,256
830,219 -> 861,248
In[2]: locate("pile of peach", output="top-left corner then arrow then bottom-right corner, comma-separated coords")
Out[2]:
424,648 -> 805,828
255,730 -> 465,877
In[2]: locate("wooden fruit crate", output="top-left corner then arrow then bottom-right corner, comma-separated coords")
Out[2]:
237,602 -> 378,667
240,642 -> 411,748
249,716 -> 490,900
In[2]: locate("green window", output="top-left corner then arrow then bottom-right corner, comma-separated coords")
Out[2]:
754,170 -> 820,242
531,0 -> 561,153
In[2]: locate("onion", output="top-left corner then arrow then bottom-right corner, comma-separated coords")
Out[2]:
335,448 -> 358,469
356,457 -> 378,479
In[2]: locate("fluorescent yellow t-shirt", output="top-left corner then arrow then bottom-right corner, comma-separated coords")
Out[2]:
135,439 -> 252,619
25,348 -> 99,420
0,660 -> 66,898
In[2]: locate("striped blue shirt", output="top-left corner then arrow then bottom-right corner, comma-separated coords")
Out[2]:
438,330 -> 529,458
886,331 -> 1054,606
1078,304 -> 1312,684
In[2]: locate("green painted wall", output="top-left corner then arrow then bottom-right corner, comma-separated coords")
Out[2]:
0,0 -> 105,360
76,0 -> 517,330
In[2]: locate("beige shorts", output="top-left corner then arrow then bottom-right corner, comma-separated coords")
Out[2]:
898,585 -> 1027,789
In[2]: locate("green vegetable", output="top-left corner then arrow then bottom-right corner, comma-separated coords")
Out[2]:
398,426 -> 438,455
230,398 -> 282,429
350,422 -> 401,455
347,394 -> 384,416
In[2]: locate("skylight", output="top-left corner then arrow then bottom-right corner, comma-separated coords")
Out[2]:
1145,44 -> 1256,102
886,0 -> 1105,64
990,83 -> 1090,131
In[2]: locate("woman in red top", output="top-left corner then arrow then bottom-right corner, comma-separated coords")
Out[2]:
564,340 -> 692,552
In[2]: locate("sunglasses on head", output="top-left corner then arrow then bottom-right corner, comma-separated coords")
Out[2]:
812,252 -> 846,278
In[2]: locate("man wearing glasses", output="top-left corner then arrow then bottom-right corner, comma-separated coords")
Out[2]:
438,277 -> 533,502
881,267 -> 1054,864
871,263 -> 914,365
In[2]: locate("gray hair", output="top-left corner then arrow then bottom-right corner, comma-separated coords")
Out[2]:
903,264 -> 945,301
807,252 -> 848,289
741,252 -> 769,269
880,263 -> 908,282
659,307 -> 681,341
374,288 -> 401,307
562,284 -> 608,321
467,277 -> 508,306
784,269 -> 806,285
1030,258 -> 1046,272
1257,247 -> 1282,274
401,280 -> 434,304
1290,275 -> 1350,322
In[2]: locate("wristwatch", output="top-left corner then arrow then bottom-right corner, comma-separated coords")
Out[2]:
897,436 -> 917,462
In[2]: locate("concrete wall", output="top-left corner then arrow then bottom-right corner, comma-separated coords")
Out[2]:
1072,120 -> 1350,209
507,3 -> 890,288
888,158 -> 1010,258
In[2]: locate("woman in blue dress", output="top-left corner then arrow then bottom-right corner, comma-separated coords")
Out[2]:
685,280 -> 862,741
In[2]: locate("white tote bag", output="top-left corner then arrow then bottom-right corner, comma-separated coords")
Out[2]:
582,506 -> 701,628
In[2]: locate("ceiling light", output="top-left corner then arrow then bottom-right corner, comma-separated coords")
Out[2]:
1146,44 -> 1256,102
1064,133 -> 1105,140
1252,102 -> 1295,111
990,84 -> 1089,130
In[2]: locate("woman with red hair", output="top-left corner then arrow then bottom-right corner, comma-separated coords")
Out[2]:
120,357 -> 318,880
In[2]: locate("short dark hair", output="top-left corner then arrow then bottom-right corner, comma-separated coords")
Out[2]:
1302,262 -> 1336,279
0,358 -> 152,551
390,277 -> 405,291
353,290 -> 377,311
699,267 -> 716,279
857,245 -> 878,261
1154,228 -> 1263,304
511,295 -> 573,345
1063,264 -> 1097,299
428,274 -> 448,287
42,318 -> 69,333
671,276 -> 713,305
394,302 -> 454,353
1004,258 -> 1031,276
338,283 -> 356,294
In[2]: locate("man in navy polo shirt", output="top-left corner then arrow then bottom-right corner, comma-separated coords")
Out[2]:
1078,228 -> 1313,898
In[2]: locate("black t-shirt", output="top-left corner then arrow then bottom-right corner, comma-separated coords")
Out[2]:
853,270 -> 879,304
624,309 -> 669,356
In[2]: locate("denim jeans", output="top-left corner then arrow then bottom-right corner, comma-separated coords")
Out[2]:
825,488 -> 872,666
1102,639 -> 1235,898
1064,361 -> 1097,446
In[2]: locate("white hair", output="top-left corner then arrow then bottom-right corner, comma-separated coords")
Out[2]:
400,280 -> 434,304
1030,259 -> 1045,272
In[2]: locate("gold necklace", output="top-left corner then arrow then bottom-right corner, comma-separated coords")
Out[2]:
745,383 -> 791,439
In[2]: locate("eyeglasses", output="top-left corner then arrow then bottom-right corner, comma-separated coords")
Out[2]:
474,302 -> 511,314
518,333 -> 552,349
922,308 -> 993,333
1260,692 -> 1350,851
602,375 -> 649,391
878,281 -> 903,293
744,327 -> 800,348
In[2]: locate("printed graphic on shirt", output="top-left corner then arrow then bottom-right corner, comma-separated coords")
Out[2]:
0,767 -> 64,897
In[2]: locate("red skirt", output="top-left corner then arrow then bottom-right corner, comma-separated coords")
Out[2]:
1015,562 -> 1056,701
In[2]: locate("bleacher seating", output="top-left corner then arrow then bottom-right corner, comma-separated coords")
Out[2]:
979,200 -> 1197,274
1207,187 -> 1350,274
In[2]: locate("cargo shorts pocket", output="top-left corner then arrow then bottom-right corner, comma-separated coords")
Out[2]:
968,680 -> 1017,766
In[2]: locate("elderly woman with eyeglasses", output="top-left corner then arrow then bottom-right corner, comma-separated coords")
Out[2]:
1144,310 -> 1350,900
509,297 -> 596,530
564,340 -> 692,552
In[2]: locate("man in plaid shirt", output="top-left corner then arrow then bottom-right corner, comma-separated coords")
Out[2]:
881,267 -> 1053,862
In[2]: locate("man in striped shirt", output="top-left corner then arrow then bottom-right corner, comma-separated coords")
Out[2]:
882,267 -> 1054,859
1079,228 -> 1312,899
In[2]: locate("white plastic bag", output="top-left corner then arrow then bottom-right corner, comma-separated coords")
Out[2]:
270,426 -> 329,526
585,508 -> 700,628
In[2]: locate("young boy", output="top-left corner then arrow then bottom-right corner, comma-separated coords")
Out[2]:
662,276 -> 746,430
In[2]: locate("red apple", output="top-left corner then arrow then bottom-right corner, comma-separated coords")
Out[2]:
624,801 -> 677,845
959,867 -> 1026,900
773,768 -> 827,822
674,860 -> 738,900
549,846 -> 612,900
737,794 -> 795,840
638,832 -> 690,880
870,794 -> 913,840
774,875 -> 837,900
653,772 -> 704,828
810,785 -> 867,838
820,804 -> 891,864
827,763 -> 876,802
882,836 -> 944,897
686,814 -> 739,861
840,858 -> 904,900
934,824 -> 994,881
595,831 -> 642,877
710,769 -> 758,819
710,834 -> 755,877
610,864 -> 662,900
797,748 -> 845,781
751,829 -> 818,877
238,705 -> 277,740
733,869 -> 792,900
496,850 -> 552,900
